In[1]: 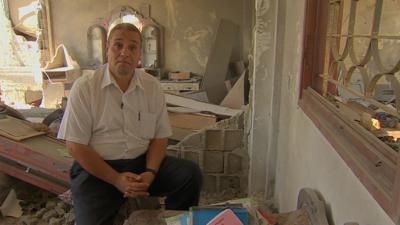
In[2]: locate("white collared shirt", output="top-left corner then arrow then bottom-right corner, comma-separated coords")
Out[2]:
57,64 -> 172,160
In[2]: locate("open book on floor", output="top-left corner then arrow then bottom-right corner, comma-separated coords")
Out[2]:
206,208 -> 244,225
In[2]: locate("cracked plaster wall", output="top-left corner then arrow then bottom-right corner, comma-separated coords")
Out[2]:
49,0 -> 252,76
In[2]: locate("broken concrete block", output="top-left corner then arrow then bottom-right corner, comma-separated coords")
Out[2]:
206,130 -> 224,150
180,132 -> 205,148
226,153 -> 242,174
203,151 -> 224,173
224,129 -> 243,150
219,176 -> 240,191
48,217 -> 63,225
20,215 -> 39,225
202,175 -> 217,192
182,151 -> 200,165
42,209 -> 57,222
34,208 -> 47,218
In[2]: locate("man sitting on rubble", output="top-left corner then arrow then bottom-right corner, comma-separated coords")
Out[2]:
57,19 -> 202,225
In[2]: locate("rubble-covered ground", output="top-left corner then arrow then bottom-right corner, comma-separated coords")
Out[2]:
0,172 -> 247,225
0,175 -> 74,225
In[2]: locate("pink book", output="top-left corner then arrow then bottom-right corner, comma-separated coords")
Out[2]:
206,208 -> 244,225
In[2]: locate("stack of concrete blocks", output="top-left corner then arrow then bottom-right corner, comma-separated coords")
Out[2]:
167,112 -> 248,201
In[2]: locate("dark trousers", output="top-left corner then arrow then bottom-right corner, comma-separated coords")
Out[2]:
70,154 -> 202,225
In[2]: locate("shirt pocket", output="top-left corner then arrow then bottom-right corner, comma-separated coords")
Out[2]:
139,112 -> 157,139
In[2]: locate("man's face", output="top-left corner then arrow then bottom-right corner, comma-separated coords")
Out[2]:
107,29 -> 141,77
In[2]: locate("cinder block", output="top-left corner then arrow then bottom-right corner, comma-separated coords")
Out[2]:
224,129 -> 243,150
203,151 -> 224,173
182,151 -> 200,165
227,153 -> 242,174
181,132 -> 205,148
202,175 -> 217,192
219,176 -> 240,191
206,129 -> 224,150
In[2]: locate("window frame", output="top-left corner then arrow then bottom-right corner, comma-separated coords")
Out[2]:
299,0 -> 400,223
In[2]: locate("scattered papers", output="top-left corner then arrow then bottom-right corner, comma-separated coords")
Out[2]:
206,208 -> 244,225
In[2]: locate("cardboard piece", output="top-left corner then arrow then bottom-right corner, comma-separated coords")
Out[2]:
169,72 -> 191,80
202,19 -> 238,104
220,70 -> 246,109
165,93 -> 242,117
0,189 -> 22,218
0,116 -> 46,141
42,44 -> 81,83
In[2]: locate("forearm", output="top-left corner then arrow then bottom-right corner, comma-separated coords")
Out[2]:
66,141 -> 119,185
146,138 -> 168,171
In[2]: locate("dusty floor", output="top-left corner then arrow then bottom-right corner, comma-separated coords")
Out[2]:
0,174 -> 247,225
0,177 -> 74,225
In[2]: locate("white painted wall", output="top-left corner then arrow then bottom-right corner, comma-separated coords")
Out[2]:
270,0 -> 395,224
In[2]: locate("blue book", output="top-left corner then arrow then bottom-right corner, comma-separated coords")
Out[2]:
190,207 -> 248,225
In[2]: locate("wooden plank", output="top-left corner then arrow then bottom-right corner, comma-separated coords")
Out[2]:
168,112 -> 216,130
202,19 -> 238,104
165,93 -> 242,117
168,72 -> 190,80
0,116 -> 45,141
170,127 -> 195,141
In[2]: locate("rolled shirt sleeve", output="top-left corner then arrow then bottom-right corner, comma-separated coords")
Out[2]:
57,78 -> 93,145
153,82 -> 172,139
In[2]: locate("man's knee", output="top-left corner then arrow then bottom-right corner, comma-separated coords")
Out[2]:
182,159 -> 202,188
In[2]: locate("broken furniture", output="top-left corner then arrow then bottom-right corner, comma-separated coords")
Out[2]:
165,93 -> 243,141
0,115 -> 71,194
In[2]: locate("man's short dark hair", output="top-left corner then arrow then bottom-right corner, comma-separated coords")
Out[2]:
107,23 -> 142,43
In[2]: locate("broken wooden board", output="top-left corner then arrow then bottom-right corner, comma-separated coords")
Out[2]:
165,93 -> 242,117
202,19 -> 238,104
0,135 -> 72,194
168,112 -> 216,130
0,116 -> 46,141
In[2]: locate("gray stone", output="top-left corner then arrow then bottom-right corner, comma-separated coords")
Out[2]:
64,212 -> 75,225
203,151 -> 224,173
182,151 -> 200,165
202,175 -> 217,192
224,129 -> 243,150
45,200 -> 57,209
227,153 -> 242,173
48,217 -> 63,225
34,208 -> 47,218
206,130 -> 224,150
54,205 -> 65,216
42,209 -> 58,221
20,215 -> 39,225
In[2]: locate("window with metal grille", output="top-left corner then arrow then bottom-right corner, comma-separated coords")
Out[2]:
300,0 -> 400,222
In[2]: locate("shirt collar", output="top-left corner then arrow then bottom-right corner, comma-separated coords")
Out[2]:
101,64 -> 144,91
